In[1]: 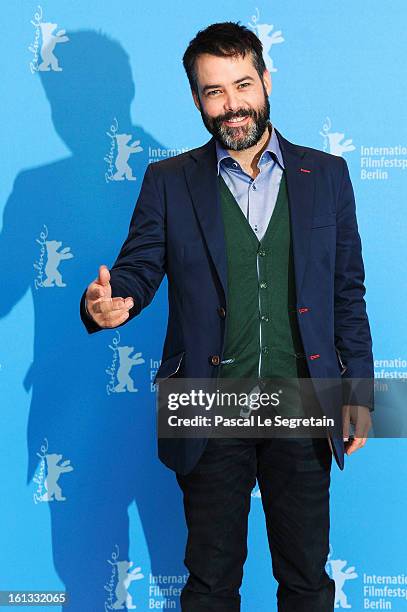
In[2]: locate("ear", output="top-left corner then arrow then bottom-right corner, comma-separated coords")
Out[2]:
192,89 -> 201,112
262,69 -> 272,96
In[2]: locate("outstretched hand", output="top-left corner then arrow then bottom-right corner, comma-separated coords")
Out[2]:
85,265 -> 134,328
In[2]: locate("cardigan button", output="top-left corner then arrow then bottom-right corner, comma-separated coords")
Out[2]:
210,355 -> 221,366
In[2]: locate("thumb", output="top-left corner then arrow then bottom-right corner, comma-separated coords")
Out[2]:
97,265 -> 111,287
343,405 -> 350,441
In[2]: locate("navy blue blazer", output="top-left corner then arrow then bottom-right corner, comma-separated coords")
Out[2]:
80,128 -> 374,473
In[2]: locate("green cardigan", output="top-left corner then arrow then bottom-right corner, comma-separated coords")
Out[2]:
217,171 -> 310,416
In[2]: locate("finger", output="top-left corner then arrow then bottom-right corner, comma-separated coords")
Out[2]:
355,425 -> 370,441
342,406 -> 350,441
355,415 -> 372,439
99,310 -> 130,328
94,297 -> 133,315
90,297 -> 121,316
87,283 -> 108,301
345,437 -> 365,455
97,265 -> 111,286
352,436 -> 367,448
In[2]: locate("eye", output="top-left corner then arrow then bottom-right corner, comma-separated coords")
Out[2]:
238,82 -> 250,89
207,89 -> 221,96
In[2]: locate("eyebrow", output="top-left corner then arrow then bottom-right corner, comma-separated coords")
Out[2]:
201,75 -> 255,93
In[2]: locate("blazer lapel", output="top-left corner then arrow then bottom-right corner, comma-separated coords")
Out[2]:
274,128 -> 316,297
183,138 -> 228,300
183,128 -> 316,304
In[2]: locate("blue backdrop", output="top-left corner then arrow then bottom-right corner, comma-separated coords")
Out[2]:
1,1 -> 407,610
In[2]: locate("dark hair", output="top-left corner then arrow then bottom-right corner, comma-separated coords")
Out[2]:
182,21 -> 266,97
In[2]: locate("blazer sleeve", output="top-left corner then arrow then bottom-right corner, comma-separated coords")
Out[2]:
79,162 -> 166,334
334,157 -> 374,411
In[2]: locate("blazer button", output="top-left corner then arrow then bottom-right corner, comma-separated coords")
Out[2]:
210,355 -> 221,366
217,306 -> 226,318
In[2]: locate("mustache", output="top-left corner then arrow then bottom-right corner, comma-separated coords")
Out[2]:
215,108 -> 256,124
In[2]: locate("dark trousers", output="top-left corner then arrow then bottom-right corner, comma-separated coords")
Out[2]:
176,436 -> 335,611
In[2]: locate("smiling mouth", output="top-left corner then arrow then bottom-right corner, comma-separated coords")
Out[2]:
223,115 -> 250,126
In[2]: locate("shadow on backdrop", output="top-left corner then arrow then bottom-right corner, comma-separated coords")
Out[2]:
0,30 -> 186,610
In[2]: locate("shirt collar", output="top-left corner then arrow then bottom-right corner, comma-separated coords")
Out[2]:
215,122 -> 285,175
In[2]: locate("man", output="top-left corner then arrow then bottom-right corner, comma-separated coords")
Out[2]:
80,21 -> 374,612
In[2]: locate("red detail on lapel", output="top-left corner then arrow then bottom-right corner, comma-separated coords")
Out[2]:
300,168 -> 312,174
298,307 -> 309,314
309,354 -> 320,360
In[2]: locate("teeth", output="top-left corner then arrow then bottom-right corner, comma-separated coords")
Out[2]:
227,116 -> 246,123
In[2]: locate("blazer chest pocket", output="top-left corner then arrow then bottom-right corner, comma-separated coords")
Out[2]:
153,351 -> 185,385
311,212 -> 336,229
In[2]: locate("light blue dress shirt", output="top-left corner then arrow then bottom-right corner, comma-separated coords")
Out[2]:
216,122 -> 285,241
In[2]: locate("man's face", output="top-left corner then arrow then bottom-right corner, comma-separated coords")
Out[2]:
192,52 -> 272,151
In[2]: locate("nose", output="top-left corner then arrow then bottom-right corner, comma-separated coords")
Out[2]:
223,90 -> 240,114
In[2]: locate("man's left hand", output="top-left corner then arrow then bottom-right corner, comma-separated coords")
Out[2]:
342,404 -> 372,455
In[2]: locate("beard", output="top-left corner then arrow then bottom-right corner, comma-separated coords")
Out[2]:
198,85 -> 270,151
